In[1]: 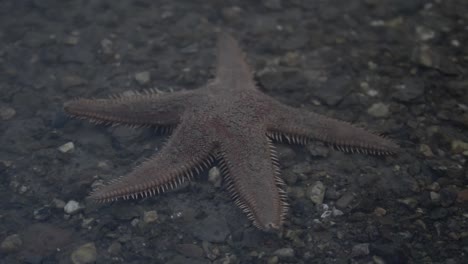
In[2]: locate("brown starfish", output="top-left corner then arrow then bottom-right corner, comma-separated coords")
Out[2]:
64,33 -> 398,231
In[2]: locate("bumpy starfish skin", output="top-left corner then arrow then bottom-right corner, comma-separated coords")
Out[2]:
64,33 -> 399,231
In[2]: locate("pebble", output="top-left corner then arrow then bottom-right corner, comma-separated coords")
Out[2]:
143,210 -> 158,224
61,75 -> 87,88
430,208 -> 448,220
367,102 -> 390,118
398,197 -> 418,209
0,106 -> 16,120
427,182 -> 440,192
457,189 -> 468,203
52,198 -> 66,209
134,71 -> 151,85
273,247 -> 295,258
351,243 -> 370,257
262,0 -> 282,10
0,234 -> 22,253
58,142 -> 75,153
307,181 -> 326,205
192,215 -> 229,243
71,243 -> 97,264
374,207 -> 387,216
64,200 -> 82,214
430,191 -> 440,203
107,241 -> 121,255
176,243 -> 204,258
451,140 -> 468,154
100,38 -> 113,55
208,167 -> 222,188
336,192 -> 354,209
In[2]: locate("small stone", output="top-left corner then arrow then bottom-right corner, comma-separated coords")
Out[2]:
419,144 -> 433,157
267,256 -> 279,264
58,142 -> 75,153
374,207 -> 387,216
34,206 -> 51,220
64,35 -> 79,45
100,38 -> 113,55
0,106 -> 16,120
336,192 -> 354,209
307,181 -> 326,205
416,26 -> 435,41
107,241 -> 121,255
143,210 -> 158,224
273,247 -> 295,258
367,102 -> 390,118
332,207 -> 344,216
0,234 -> 22,253
451,140 -> 468,154
427,182 -> 440,192
64,200 -> 82,214
175,243 -> 204,258
430,191 -> 440,203
71,243 -> 97,264
52,198 -> 66,209
61,75 -> 87,88
262,0 -> 282,10
457,189 -> 468,203
351,243 -> 370,257
134,71 -> 151,85
208,167 -> 222,188
430,208 -> 448,220
398,197 -> 418,209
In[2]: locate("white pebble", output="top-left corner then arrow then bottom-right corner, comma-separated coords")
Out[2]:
58,142 -> 75,153
64,200 -> 81,214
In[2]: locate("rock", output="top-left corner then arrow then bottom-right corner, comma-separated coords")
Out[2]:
451,140 -> 468,154
430,192 -> 440,203
367,102 -> 390,118
273,247 -> 295,258
397,197 -> 418,209
262,0 -> 282,10
307,181 -> 326,205
352,243 -> 370,257
58,142 -> 75,153
64,200 -> 82,214
61,75 -> 87,88
134,71 -> 151,85
192,215 -> 229,243
427,182 -> 440,192
457,189 -> 468,203
208,167 -> 222,188
336,192 -> 354,209
34,206 -> 52,221
374,207 -> 387,217
315,75 -> 352,106
100,38 -> 113,55
307,143 -> 329,158
439,188 -> 457,207
175,243 -> 204,258
0,106 -> 16,120
430,208 -> 448,220
64,35 -> 79,45
392,79 -> 424,102
107,241 -> 121,255
71,243 -> 97,264
0,234 -> 22,253
52,198 -> 66,209
143,210 -> 158,224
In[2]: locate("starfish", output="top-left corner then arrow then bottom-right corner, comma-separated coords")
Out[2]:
64,33 -> 398,231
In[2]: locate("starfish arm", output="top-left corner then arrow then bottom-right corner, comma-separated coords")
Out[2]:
218,130 -> 287,231
88,121 -> 215,202
214,33 -> 256,89
64,90 -> 197,128
266,103 -> 399,154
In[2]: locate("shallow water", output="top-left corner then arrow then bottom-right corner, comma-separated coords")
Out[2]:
1,0 -> 467,263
